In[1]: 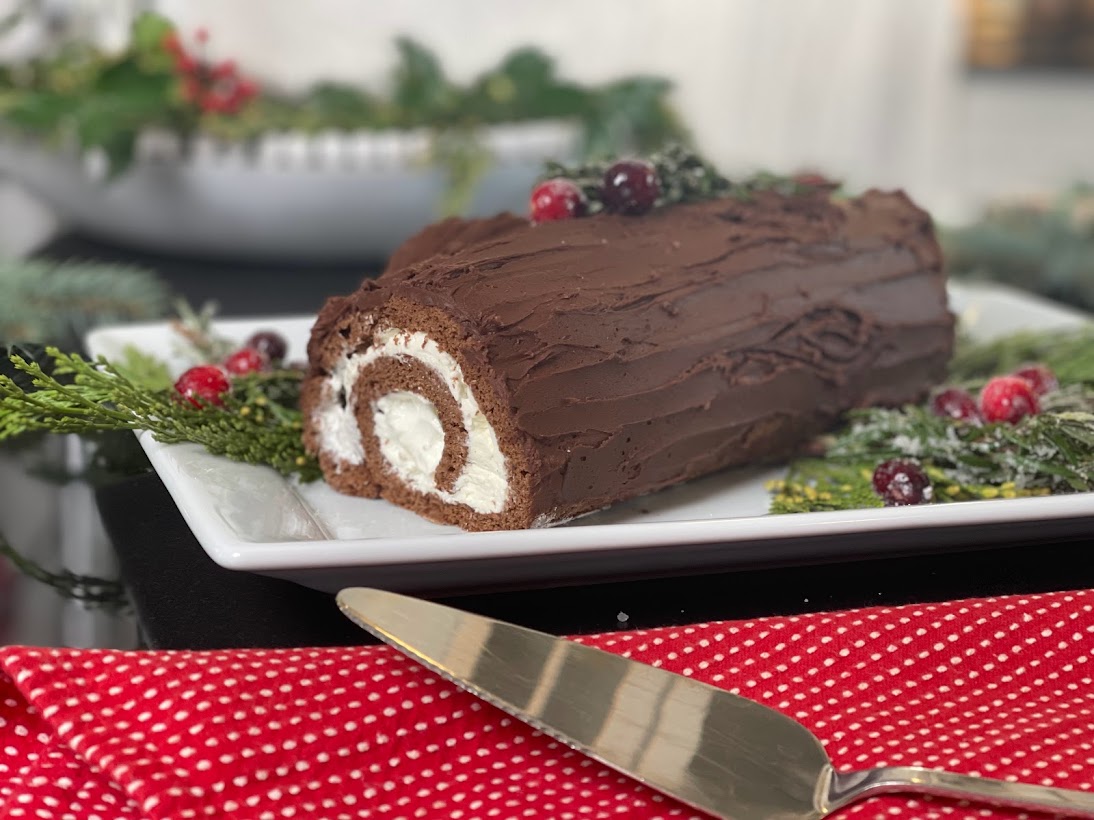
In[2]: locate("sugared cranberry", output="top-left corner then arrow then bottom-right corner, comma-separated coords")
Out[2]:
245,330 -> 288,364
979,375 -> 1040,424
602,160 -> 660,215
174,365 -> 230,408
872,459 -> 933,506
930,387 -> 980,422
529,178 -> 586,223
223,347 -> 269,375
1011,363 -> 1058,396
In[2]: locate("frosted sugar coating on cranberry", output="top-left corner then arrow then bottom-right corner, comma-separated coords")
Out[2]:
979,375 -> 1040,424
872,459 -> 933,506
174,365 -> 230,408
529,178 -> 587,222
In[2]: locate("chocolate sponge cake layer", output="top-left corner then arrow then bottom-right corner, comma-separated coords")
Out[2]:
301,189 -> 954,531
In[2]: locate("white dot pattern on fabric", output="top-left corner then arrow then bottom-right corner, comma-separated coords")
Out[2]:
0,590 -> 1093,819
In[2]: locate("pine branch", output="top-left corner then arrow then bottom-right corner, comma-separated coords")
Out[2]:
0,259 -> 170,349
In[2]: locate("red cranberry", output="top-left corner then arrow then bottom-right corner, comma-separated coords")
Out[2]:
174,365 -> 230,408
1011,363 -> 1058,396
979,376 -> 1040,424
529,178 -> 587,222
872,459 -> 933,506
223,347 -> 269,375
930,387 -> 980,422
245,330 -> 288,364
602,160 -> 660,215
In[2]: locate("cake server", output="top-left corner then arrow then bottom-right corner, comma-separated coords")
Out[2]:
337,587 -> 1094,820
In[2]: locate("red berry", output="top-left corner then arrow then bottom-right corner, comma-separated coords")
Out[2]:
174,365 -> 230,408
235,78 -> 259,101
211,59 -> 238,80
223,347 -> 269,375
173,53 -> 198,74
1011,363 -> 1058,396
930,387 -> 980,422
872,459 -> 933,506
529,178 -> 586,222
979,375 -> 1040,424
602,160 -> 660,215
245,330 -> 288,364
194,27 -> 210,44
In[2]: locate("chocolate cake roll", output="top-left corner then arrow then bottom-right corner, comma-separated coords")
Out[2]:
301,188 -> 954,531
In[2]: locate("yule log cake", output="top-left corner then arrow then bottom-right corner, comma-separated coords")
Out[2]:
301,151 -> 955,531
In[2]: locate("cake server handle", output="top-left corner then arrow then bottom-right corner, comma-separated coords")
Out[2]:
826,766 -> 1094,817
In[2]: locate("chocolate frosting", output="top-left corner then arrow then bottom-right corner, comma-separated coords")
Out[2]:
309,189 -> 954,525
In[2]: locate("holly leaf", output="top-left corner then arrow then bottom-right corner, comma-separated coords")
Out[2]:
1,90 -> 75,132
583,77 -> 689,157
304,82 -> 382,129
72,61 -> 176,176
130,12 -> 177,73
390,37 -> 454,125
466,48 -> 586,122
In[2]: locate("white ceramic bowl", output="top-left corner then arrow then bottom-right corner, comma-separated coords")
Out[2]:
0,120 -> 581,262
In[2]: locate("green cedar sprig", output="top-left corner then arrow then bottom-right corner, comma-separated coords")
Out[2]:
0,349 -> 320,481
541,143 -> 833,215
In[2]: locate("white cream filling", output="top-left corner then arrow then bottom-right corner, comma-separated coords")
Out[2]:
315,327 -> 508,514
373,391 -> 444,484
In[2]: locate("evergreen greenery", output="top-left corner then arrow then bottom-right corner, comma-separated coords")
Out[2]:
0,258 -> 170,351
769,327 -> 1094,513
942,186 -> 1094,311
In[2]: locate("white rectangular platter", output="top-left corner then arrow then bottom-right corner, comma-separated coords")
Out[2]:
86,282 -> 1094,594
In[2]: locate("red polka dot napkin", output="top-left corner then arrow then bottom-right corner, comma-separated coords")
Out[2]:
2,590 -> 1093,820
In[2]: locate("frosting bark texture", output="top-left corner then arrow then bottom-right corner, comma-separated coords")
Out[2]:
301,189 -> 954,530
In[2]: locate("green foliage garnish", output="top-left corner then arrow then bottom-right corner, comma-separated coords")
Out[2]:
542,143 -> 828,215
0,349 -> 319,481
769,326 -> 1094,514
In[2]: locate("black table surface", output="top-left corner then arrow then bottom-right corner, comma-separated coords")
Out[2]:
40,232 -> 1094,650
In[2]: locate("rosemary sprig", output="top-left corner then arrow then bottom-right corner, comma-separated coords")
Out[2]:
541,143 -> 826,215
0,349 -> 320,481
170,300 -> 237,363
769,326 -> 1094,514
826,398 -> 1094,493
